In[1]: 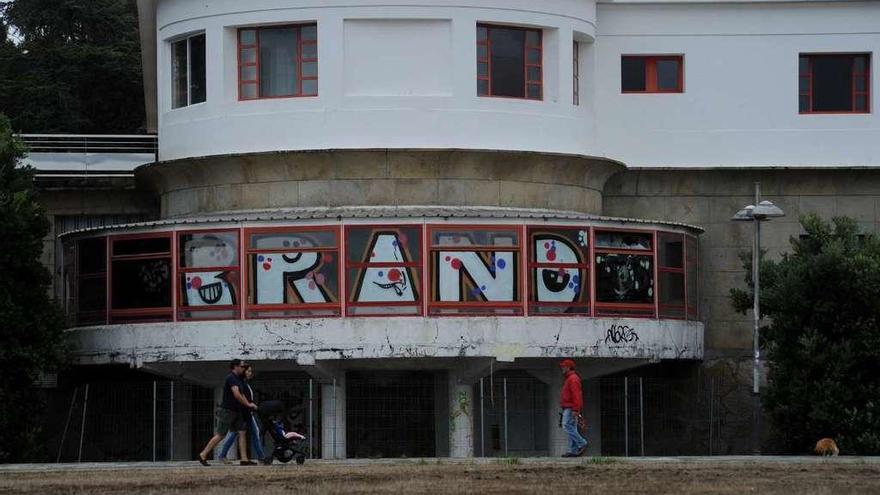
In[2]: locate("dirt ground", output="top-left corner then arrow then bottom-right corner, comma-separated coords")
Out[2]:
1,459 -> 879,495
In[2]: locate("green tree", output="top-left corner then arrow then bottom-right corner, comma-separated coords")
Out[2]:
731,214 -> 880,454
0,113 -> 67,461
0,0 -> 144,133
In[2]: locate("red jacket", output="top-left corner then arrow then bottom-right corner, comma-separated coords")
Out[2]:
560,371 -> 583,413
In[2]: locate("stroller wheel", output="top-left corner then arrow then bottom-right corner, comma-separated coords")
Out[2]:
261,454 -> 274,465
295,454 -> 305,465
275,448 -> 295,464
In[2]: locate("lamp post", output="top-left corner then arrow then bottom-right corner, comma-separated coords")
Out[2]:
731,182 -> 784,455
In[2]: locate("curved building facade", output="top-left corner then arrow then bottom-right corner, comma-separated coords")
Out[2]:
40,0 -> 879,459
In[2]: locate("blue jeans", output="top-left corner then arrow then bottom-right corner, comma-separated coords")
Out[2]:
219,413 -> 265,460
562,408 -> 587,454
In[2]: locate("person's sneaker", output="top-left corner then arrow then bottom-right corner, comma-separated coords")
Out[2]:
561,452 -> 577,458
220,457 -> 233,465
197,454 -> 210,466
240,460 -> 257,466
576,445 -> 589,457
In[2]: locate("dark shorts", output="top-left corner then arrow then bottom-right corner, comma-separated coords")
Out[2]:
217,408 -> 248,435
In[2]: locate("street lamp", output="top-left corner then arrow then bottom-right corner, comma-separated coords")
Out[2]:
731,182 -> 784,454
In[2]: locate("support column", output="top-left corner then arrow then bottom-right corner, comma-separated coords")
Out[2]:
583,376 -> 602,456
544,372 -> 569,457
321,377 -> 346,459
448,372 -> 474,458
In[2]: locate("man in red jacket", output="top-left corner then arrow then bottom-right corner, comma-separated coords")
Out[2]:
559,359 -> 588,457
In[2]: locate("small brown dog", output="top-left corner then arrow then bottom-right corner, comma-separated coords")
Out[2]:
815,438 -> 839,456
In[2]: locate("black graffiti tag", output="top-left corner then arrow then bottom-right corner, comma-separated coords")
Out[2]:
605,324 -> 639,344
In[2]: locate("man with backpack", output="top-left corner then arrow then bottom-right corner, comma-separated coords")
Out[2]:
559,359 -> 588,457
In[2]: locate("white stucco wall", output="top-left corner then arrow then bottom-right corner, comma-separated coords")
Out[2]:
150,0 -> 880,167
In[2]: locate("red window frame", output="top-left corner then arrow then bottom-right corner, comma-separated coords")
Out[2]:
621,55 -> 684,94
592,228 -> 657,318
238,24 -> 318,101
108,232 -> 174,324
527,226 -> 590,316
657,232 -> 686,320
685,235 -> 700,320
799,53 -> 870,114
343,225 -> 425,317
244,226 -> 341,319
427,224 -> 524,316
176,229 -> 241,321
477,24 -> 543,100
573,41 -> 580,106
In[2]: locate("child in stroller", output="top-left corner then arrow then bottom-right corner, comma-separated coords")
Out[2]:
257,400 -> 308,465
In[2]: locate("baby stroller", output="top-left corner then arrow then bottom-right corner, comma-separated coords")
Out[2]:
258,400 -> 308,465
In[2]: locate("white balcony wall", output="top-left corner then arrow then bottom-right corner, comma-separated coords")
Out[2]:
155,0 -> 597,161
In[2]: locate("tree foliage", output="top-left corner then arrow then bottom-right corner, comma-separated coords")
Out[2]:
0,0 -> 144,133
731,214 -> 880,454
0,113 -> 67,461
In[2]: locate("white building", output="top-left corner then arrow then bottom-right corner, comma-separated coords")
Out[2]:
39,0 -> 878,459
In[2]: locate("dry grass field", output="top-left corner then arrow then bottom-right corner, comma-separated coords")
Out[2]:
2,459 -> 879,495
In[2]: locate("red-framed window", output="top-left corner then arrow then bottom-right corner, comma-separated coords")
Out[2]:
685,235 -> 700,320
344,225 -> 424,317
658,232 -> 685,319
238,24 -> 318,100
245,226 -> 340,318
477,24 -> 542,100
799,53 -> 870,114
74,237 -> 108,326
621,55 -> 683,93
177,230 -> 240,320
109,233 -> 173,324
573,41 -> 580,106
528,227 -> 589,316
593,229 -> 656,318
428,225 -> 522,316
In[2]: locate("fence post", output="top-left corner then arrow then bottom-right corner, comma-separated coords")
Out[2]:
308,379 -> 314,459
77,384 -> 89,463
639,377 -> 645,457
709,377 -> 714,456
169,381 -> 175,461
57,387 -> 79,463
152,381 -> 157,462
480,378 -> 485,457
332,377 -> 337,460
624,377 -> 629,457
503,377 -> 508,457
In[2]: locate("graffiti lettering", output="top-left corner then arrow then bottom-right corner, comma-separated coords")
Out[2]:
605,324 -> 640,344
353,232 -> 418,302
252,234 -> 334,304
436,233 -> 515,302
532,233 -> 583,303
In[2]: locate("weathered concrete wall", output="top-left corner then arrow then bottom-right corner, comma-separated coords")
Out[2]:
604,168 -> 880,358
137,150 -> 623,218
69,316 -> 702,367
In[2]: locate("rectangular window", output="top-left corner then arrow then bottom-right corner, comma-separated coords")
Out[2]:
477,24 -> 542,100
75,237 -> 107,326
238,24 -> 318,100
528,227 -> 589,315
345,225 -> 423,316
110,234 -> 173,324
177,230 -> 240,320
245,227 -> 340,318
428,226 -> 522,315
593,230 -> 655,317
799,53 -> 870,114
573,41 -> 580,106
621,55 -> 683,93
658,232 -> 685,319
171,33 -> 206,108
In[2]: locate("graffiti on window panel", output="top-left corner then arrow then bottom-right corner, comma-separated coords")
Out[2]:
435,232 -> 517,302
353,231 -> 419,302
251,233 -> 337,305
182,233 -> 238,306
595,254 -> 653,304
532,231 -> 587,305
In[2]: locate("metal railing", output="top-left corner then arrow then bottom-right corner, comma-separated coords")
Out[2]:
19,134 -> 158,155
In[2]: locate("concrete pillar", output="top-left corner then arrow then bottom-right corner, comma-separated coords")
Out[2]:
211,385 -> 223,460
171,381 -> 193,461
545,373 -> 569,456
321,377 -> 346,459
448,373 -> 474,458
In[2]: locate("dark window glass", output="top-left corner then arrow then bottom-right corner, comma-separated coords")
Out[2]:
171,39 -> 188,108
489,28 -> 526,98
659,272 -> 685,306
113,237 -> 170,256
812,56 -> 853,112
595,254 -> 654,304
621,57 -> 646,92
658,234 -> 684,268
656,59 -> 680,91
190,34 -> 206,104
78,277 -> 107,312
111,258 -> 172,309
78,238 -> 106,274
259,27 -> 298,97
